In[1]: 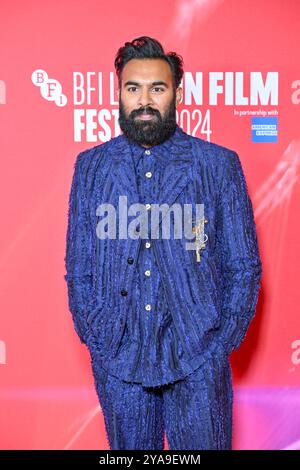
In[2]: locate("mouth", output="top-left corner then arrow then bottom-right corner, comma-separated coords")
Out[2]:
135,113 -> 156,121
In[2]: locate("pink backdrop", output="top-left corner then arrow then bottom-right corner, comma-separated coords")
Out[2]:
1,0 -> 299,450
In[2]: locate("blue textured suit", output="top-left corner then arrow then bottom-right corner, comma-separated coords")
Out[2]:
64,124 -> 262,449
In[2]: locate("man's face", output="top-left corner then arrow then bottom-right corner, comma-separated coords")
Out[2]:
118,58 -> 182,148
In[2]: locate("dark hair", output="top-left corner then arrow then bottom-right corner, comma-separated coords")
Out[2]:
114,36 -> 184,90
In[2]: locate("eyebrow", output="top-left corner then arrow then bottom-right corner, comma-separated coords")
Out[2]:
124,80 -> 169,88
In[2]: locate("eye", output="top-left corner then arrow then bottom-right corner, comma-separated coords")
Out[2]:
127,86 -> 137,92
152,87 -> 164,92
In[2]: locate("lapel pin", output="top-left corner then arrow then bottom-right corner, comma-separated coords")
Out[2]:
192,218 -> 208,263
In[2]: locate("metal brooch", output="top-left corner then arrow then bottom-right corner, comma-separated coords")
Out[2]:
192,218 -> 208,262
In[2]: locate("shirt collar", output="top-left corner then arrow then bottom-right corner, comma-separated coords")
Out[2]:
126,124 -> 183,166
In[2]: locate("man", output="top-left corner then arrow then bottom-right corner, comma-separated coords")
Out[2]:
64,36 -> 262,450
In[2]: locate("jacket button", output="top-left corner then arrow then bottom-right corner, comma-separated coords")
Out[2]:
120,289 -> 128,296
127,256 -> 134,264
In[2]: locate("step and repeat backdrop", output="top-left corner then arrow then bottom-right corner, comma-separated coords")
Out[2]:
0,0 -> 299,450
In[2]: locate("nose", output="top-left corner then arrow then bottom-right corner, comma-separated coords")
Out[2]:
138,88 -> 154,108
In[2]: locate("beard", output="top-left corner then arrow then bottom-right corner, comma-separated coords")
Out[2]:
118,93 -> 177,147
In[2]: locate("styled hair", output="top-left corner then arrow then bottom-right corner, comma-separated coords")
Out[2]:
114,36 -> 184,89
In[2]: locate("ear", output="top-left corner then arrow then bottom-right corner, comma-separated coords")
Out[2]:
175,86 -> 183,107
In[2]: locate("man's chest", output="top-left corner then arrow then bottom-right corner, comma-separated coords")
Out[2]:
134,152 -> 163,202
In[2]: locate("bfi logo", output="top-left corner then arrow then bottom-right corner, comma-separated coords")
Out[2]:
31,69 -> 67,106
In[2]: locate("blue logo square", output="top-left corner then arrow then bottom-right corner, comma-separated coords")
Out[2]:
252,117 -> 278,143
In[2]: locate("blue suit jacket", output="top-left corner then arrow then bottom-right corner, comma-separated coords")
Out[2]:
64,125 -> 262,363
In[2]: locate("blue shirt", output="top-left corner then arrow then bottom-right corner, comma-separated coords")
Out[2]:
98,133 -> 210,387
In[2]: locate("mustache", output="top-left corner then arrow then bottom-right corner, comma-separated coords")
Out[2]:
131,107 -> 159,118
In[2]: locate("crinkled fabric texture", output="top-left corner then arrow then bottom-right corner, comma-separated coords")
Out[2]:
64,124 -> 263,388
91,345 -> 233,450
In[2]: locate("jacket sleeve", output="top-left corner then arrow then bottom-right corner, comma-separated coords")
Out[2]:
215,150 -> 262,354
64,151 -> 97,346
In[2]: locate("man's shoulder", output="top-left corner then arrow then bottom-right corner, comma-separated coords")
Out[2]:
186,131 -> 237,162
75,134 -> 122,169
181,130 -> 241,187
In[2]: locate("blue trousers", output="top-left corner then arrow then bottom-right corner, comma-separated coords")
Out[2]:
90,347 -> 233,450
